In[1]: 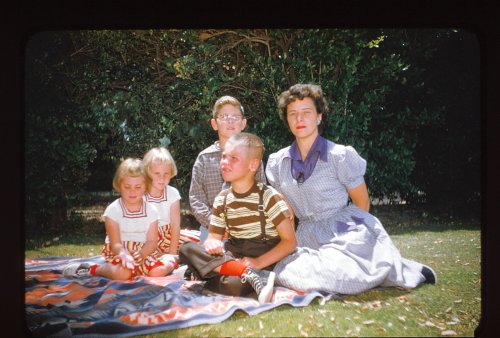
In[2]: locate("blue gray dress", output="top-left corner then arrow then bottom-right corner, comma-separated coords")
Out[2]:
266,140 -> 428,294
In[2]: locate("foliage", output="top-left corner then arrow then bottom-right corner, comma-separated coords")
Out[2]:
25,32 -> 98,230
24,29 -> 480,232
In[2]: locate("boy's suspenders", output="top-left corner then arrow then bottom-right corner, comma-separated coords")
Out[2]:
223,184 -> 268,241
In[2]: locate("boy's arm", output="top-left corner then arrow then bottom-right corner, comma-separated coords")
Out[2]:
203,190 -> 229,255
189,156 -> 212,228
242,218 -> 297,270
204,229 -> 224,255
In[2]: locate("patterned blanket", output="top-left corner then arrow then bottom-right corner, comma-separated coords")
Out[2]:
25,256 -> 337,337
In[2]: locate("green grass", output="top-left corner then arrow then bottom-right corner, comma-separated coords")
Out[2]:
25,207 -> 481,337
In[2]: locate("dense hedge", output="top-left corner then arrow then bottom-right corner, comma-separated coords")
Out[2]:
25,29 -> 480,231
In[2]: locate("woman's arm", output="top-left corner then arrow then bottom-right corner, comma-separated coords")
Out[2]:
168,200 -> 181,254
347,181 -> 371,212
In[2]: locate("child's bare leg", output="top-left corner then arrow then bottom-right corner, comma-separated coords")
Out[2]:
148,264 -> 172,277
152,254 -> 179,276
96,263 -> 133,280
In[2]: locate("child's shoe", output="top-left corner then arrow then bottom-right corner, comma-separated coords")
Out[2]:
241,268 -> 275,304
63,262 -> 92,277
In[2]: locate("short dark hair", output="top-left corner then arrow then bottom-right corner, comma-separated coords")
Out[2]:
277,83 -> 329,134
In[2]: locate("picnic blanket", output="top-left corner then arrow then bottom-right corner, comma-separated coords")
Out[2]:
25,256 -> 338,337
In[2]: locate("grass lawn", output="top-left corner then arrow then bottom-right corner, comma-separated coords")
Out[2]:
25,205 -> 481,337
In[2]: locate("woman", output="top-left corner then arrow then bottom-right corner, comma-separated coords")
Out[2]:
265,83 -> 436,294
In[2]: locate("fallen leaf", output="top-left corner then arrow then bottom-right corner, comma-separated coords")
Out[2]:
398,316 -> 406,322
396,295 -> 409,303
362,320 -> 375,325
259,320 -> 263,330
454,299 -> 462,304
441,330 -> 457,336
425,321 -> 436,327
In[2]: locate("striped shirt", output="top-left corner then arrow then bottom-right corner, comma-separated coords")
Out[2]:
209,182 -> 290,239
189,141 -> 267,228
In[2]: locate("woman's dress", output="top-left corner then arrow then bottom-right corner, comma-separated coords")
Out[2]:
266,140 -> 428,294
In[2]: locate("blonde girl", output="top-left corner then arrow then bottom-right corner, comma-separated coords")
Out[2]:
63,158 -> 176,280
143,147 -> 200,256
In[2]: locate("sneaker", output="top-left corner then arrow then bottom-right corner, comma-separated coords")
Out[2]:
172,264 -> 188,279
421,265 -> 437,284
241,268 -> 275,304
63,262 -> 92,277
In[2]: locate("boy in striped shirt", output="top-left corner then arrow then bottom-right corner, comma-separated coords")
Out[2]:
179,133 -> 296,303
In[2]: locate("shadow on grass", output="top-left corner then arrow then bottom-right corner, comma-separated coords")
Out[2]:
25,204 -> 481,251
370,204 -> 481,236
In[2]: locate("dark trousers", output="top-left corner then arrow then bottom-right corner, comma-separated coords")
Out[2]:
179,237 -> 279,296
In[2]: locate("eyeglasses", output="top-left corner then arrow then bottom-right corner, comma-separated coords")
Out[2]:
217,114 -> 243,122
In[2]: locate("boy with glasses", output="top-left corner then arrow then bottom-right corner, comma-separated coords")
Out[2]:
189,96 -> 266,243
